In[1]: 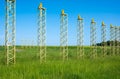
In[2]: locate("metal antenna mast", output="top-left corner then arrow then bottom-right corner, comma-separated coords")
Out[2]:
115,27 -> 119,55
113,26 -> 116,55
101,22 -> 107,56
77,15 -> 84,58
60,10 -> 68,61
5,0 -> 16,65
118,27 -> 120,55
38,3 -> 46,62
110,24 -> 113,55
90,19 -> 97,58
110,25 -> 116,55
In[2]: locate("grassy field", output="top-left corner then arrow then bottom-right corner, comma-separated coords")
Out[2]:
0,46 -> 120,79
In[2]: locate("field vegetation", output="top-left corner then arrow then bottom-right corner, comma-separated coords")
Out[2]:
0,46 -> 120,79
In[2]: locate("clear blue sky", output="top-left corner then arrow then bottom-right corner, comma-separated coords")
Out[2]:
0,0 -> 120,46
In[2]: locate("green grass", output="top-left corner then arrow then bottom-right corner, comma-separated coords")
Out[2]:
0,46 -> 120,79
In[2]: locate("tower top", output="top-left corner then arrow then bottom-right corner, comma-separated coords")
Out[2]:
78,15 -> 83,20
6,0 -> 15,2
102,21 -> 106,26
61,9 -> 67,16
61,10 -> 64,15
91,18 -> 95,24
38,3 -> 45,10
110,24 -> 113,28
39,3 -> 42,9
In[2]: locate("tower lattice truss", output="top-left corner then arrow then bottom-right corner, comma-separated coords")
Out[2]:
77,15 -> 84,58
110,25 -> 120,55
90,19 -> 97,57
115,27 -> 119,55
101,22 -> 107,56
119,27 -> 120,55
5,0 -> 16,65
110,25 -> 115,55
38,3 -> 46,62
60,10 -> 68,61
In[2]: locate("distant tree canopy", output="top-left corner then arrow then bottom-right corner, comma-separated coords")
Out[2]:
96,40 -> 120,46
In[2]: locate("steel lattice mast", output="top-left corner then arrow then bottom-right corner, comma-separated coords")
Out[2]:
5,0 -> 16,65
113,26 -> 116,55
115,26 -> 119,55
110,25 -> 115,55
77,15 -> 84,58
114,26 -> 117,55
101,22 -> 107,56
60,10 -> 68,61
119,27 -> 120,55
38,3 -> 46,62
110,25 -> 116,55
90,19 -> 97,58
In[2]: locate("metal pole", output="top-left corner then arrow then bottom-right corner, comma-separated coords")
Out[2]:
90,19 -> 97,58
38,3 -> 46,63
77,15 -> 84,58
60,10 -> 68,61
101,22 -> 107,56
5,0 -> 16,65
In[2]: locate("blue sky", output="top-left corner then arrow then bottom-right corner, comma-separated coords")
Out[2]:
0,0 -> 120,46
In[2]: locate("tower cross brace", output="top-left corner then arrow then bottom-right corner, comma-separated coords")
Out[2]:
101,22 -> 107,56
90,19 -> 97,58
5,0 -> 16,65
60,10 -> 68,61
77,15 -> 84,58
38,3 -> 46,63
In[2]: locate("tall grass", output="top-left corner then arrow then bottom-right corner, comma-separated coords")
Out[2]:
0,46 -> 120,79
